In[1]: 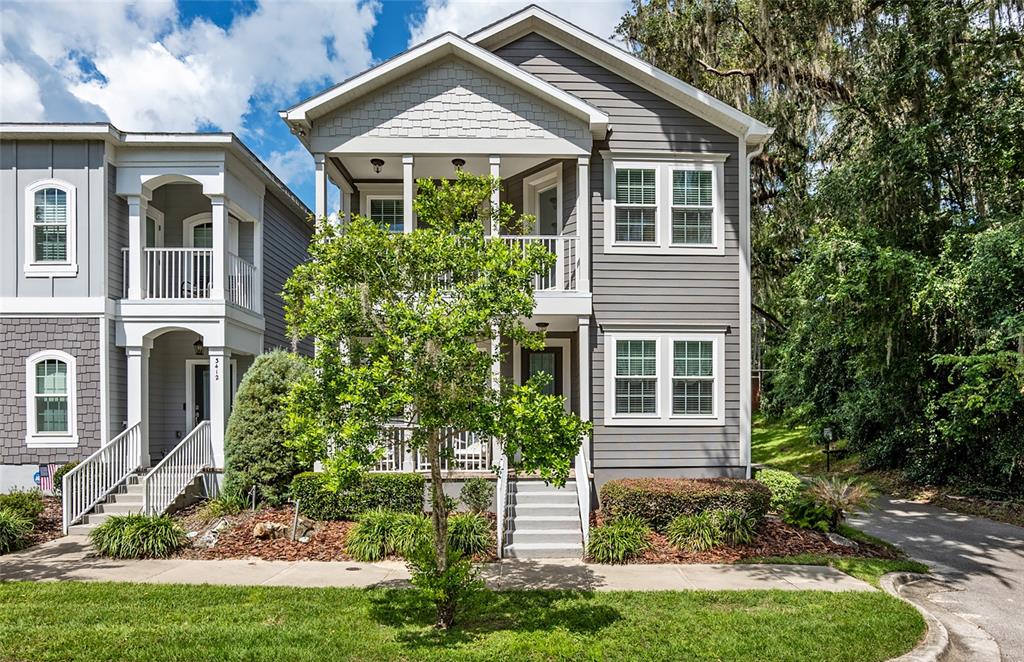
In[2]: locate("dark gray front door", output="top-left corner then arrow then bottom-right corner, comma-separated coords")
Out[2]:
194,364 -> 210,427
522,347 -> 563,396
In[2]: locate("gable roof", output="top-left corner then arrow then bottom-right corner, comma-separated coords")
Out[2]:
280,32 -> 609,140
469,5 -> 773,145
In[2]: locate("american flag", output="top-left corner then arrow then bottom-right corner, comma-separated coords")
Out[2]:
38,463 -> 59,494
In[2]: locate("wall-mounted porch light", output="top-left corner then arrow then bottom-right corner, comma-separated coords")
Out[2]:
535,322 -> 549,330
193,339 -> 205,356
370,158 -> 385,174
451,158 -> 466,171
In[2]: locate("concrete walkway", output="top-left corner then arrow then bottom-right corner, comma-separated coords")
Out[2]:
851,495 -> 1024,661
0,535 -> 872,592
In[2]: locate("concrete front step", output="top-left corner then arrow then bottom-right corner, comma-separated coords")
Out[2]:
508,530 -> 582,545
67,523 -> 96,535
508,503 -> 580,518
93,502 -> 145,515
508,515 -> 581,532
511,491 -> 577,506
504,542 -> 583,559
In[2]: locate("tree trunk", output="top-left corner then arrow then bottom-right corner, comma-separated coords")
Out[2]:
426,430 -> 454,629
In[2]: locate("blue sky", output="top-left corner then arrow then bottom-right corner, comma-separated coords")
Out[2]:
0,1 -> 629,207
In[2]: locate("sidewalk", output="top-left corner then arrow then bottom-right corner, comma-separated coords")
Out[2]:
0,535 -> 873,592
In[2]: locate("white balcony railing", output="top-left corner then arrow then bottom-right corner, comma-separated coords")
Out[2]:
499,235 -> 580,291
369,425 -> 493,473
122,248 -> 258,313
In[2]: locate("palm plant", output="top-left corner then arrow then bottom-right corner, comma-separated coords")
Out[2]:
808,477 -> 876,529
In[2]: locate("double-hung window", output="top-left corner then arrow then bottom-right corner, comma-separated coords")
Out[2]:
25,350 -> 78,448
25,180 -> 77,275
604,156 -> 725,255
369,198 -> 404,233
605,331 -> 724,425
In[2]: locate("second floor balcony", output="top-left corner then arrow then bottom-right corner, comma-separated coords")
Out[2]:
121,247 -> 259,312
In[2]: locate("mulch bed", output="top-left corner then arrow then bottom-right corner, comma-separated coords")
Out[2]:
23,496 -> 64,548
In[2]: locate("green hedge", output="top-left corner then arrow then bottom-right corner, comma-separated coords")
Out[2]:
0,489 -> 45,523
291,472 -> 425,521
600,478 -> 771,532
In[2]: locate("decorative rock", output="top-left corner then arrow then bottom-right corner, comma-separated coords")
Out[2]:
295,516 -> 316,539
186,531 -> 199,539
212,519 -> 232,533
827,532 -> 858,548
298,536 -> 310,544
198,531 -> 218,548
253,521 -> 288,540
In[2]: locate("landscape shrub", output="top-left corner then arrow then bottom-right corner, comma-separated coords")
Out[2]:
196,491 -> 247,521
666,512 -> 723,552
587,515 -> 651,564
89,514 -> 187,559
52,462 -> 78,497
0,508 -> 33,553
717,508 -> 758,546
0,489 -> 45,523
808,477 -> 876,529
448,512 -> 490,556
345,509 -> 397,561
783,495 -> 835,532
459,478 -> 494,514
224,351 -> 312,505
406,544 -> 483,629
291,471 -> 424,520
755,468 -> 803,513
391,512 -> 432,558
600,478 -> 771,532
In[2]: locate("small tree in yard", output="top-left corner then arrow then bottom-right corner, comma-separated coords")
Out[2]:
283,172 -> 590,628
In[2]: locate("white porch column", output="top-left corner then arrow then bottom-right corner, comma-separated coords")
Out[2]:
209,194 -> 227,301
126,194 -> 149,300
578,315 -> 592,464
314,153 -> 328,219
576,156 -> 590,293
341,190 -> 352,225
126,342 -> 152,468
489,155 -> 501,236
207,346 -> 231,470
402,154 -> 414,233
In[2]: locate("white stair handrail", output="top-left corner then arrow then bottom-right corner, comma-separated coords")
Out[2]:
142,421 -> 213,516
496,452 -> 510,559
574,443 -> 591,548
62,422 -> 142,533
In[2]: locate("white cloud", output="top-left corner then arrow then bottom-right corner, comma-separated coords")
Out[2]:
0,61 -> 45,121
0,0 -> 379,132
265,146 -> 313,189
408,0 -> 630,46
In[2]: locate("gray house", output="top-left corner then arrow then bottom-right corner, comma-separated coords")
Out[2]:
0,124 -> 312,531
280,6 -> 772,557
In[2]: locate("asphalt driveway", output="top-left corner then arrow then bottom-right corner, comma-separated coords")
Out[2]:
851,496 -> 1024,661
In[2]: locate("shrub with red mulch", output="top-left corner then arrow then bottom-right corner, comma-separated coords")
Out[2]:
600,477 -> 772,532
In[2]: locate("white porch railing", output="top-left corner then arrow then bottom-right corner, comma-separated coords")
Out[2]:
142,421 -> 213,516
62,422 -> 142,533
227,253 -> 258,311
574,444 -> 591,548
368,426 -> 492,473
499,235 -> 580,291
496,453 -> 509,559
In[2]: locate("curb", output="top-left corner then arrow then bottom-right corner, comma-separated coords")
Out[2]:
880,572 -> 948,662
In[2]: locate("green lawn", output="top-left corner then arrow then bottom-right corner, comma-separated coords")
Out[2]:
752,415 -> 858,475
0,582 -> 924,662
738,555 -> 929,588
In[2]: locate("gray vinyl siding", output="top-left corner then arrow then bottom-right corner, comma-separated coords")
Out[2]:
107,164 -> 128,299
262,191 -> 313,354
496,34 -> 743,482
148,330 -> 199,461
0,140 -> 107,298
108,319 -> 127,440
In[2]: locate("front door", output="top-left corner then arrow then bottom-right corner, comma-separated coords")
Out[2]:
193,364 -> 210,428
521,347 -> 563,396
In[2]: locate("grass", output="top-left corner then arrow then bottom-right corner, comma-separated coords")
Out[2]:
752,415 -> 852,475
0,581 -> 924,662
738,554 -> 930,588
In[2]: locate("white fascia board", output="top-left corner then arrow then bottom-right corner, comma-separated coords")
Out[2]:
281,33 -> 608,138
469,7 -> 774,140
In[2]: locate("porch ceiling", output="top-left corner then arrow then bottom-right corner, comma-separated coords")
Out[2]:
335,154 -> 551,182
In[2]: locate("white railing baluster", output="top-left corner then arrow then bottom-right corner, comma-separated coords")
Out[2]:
497,235 -> 578,292
141,420 -> 213,516
119,248 -> 258,312
62,422 -> 142,533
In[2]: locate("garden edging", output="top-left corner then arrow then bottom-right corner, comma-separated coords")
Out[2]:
879,573 -> 948,662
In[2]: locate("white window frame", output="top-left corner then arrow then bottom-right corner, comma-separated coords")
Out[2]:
522,164 -> 563,236
604,330 -> 725,426
602,153 -> 727,256
24,179 -> 78,276
365,195 -> 406,233
25,350 -> 79,448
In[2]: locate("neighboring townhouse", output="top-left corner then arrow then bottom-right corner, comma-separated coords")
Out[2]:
0,123 -> 312,530
279,6 -> 772,556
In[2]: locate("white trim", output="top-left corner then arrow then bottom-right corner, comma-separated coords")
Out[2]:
512,337 -> 572,413
603,157 -> 726,256
603,330 -> 726,427
282,33 -> 609,137
738,134 -> 765,477
183,212 -> 213,249
99,315 -> 108,443
25,350 -> 79,448
468,6 -> 772,141
23,178 -> 78,277
522,164 -> 563,235
146,207 -> 165,248
0,298 -> 111,315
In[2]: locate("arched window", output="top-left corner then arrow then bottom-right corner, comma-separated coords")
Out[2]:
25,350 -> 78,448
25,179 -> 77,275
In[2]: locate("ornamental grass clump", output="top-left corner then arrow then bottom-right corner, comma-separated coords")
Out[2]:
447,512 -> 490,556
667,511 -> 723,552
807,477 -> 877,530
90,514 -> 187,559
0,508 -> 33,554
345,509 -> 398,562
587,515 -> 651,564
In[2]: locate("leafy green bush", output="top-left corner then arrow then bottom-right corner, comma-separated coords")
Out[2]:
291,471 -> 424,520
345,509 -> 397,561
0,508 -> 33,554
89,515 -> 187,559
448,512 -> 490,556
52,462 -> 78,497
755,468 -> 803,513
459,478 -> 494,514
600,478 -> 771,532
224,351 -> 312,505
196,492 -> 247,521
587,515 -> 651,564
717,508 -> 758,546
0,489 -> 45,523
667,512 -> 723,552
406,545 -> 483,628
783,495 -> 835,533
